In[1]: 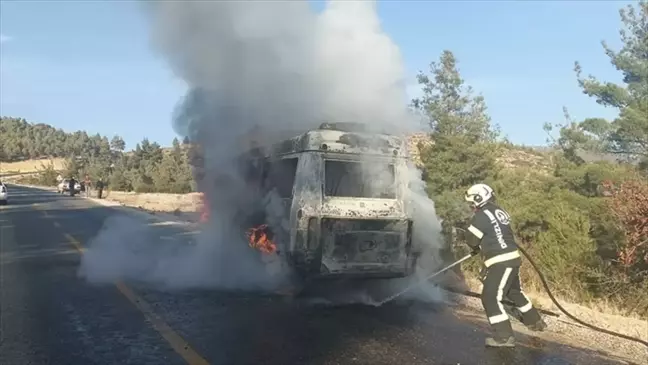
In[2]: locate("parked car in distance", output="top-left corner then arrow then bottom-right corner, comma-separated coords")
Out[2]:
0,181 -> 8,205
57,179 -> 81,194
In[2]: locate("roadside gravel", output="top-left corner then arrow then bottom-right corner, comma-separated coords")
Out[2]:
443,278 -> 648,364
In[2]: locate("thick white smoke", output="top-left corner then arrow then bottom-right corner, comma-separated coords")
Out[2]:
79,0 -> 447,303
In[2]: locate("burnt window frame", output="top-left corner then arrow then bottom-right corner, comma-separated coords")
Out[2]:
238,153 -> 266,193
265,156 -> 299,199
322,158 -> 397,199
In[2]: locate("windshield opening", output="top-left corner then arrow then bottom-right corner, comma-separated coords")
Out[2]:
324,159 -> 396,199
266,157 -> 298,198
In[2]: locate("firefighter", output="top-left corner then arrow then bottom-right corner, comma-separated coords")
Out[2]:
463,183 -> 547,347
96,178 -> 105,199
68,177 -> 77,196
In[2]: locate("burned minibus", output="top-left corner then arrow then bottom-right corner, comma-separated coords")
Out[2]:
207,123 -> 421,281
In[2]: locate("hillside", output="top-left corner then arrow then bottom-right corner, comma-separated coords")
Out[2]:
407,133 -> 630,174
0,117 -> 127,162
407,133 -> 555,172
0,122 -> 607,182
0,157 -> 66,176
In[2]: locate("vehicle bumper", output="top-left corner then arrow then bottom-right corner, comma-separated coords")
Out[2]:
291,217 -> 416,279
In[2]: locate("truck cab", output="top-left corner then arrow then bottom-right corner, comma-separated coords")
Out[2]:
238,123 -> 420,281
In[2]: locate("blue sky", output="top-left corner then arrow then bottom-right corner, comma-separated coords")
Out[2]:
0,1 -> 633,150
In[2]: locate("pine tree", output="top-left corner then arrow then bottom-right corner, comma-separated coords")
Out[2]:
412,50 -> 501,223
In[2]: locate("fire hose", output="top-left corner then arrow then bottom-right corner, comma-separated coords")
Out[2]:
515,243 -> 648,348
376,228 -> 648,348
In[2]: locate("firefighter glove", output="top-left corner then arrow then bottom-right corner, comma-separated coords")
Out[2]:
479,266 -> 488,283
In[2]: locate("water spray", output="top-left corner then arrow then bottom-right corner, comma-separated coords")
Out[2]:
373,253 -> 477,306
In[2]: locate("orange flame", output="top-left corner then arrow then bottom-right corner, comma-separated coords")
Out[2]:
246,224 -> 277,254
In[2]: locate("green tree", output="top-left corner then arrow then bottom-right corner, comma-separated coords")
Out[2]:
412,50 -> 501,224
63,156 -> 82,178
37,162 -> 60,186
110,135 -> 126,152
548,2 -> 648,169
1,116 -> 197,195
108,157 -> 133,191
151,138 -> 194,193
0,117 -> 113,162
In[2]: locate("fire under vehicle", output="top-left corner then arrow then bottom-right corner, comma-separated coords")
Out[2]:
195,122 -> 422,282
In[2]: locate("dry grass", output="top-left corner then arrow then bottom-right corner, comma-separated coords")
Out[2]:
446,273 -> 648,363
100,189 -> 204,213
497,148 -> 554,172
0,158 -> 66,174
457,273 -> 648,339
448,300 -> 647,364
405,134 -> 556,172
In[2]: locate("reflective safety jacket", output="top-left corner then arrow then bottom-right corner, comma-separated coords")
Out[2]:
465,201 -> 521,267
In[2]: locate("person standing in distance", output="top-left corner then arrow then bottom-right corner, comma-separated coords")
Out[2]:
464,183 -> 547,347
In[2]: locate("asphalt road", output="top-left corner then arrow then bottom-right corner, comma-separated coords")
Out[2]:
0,185 -> 637,365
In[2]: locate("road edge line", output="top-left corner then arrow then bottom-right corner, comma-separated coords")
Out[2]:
49,216 -> 210,365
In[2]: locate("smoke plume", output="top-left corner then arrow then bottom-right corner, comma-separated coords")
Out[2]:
79,0 -> 447,303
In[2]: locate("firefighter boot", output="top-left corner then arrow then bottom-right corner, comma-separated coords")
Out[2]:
526,318 -> 548,332
485,321 -> 516,348
485,336 -> 516,348
518,307 -> 547,332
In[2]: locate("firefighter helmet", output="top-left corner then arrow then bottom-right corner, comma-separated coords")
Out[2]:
465,183 -> 494,208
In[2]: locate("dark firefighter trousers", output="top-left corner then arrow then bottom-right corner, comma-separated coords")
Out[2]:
481,263 -> 542,340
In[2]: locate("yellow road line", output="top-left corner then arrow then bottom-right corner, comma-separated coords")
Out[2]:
63,233 -> 85,253
114,282 -> 210,365
42,210 -> 210,365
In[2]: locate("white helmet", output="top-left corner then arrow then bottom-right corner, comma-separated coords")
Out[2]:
465,183 -> 494,208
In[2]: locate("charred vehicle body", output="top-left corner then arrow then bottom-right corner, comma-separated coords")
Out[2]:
196,123 -> 422,282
